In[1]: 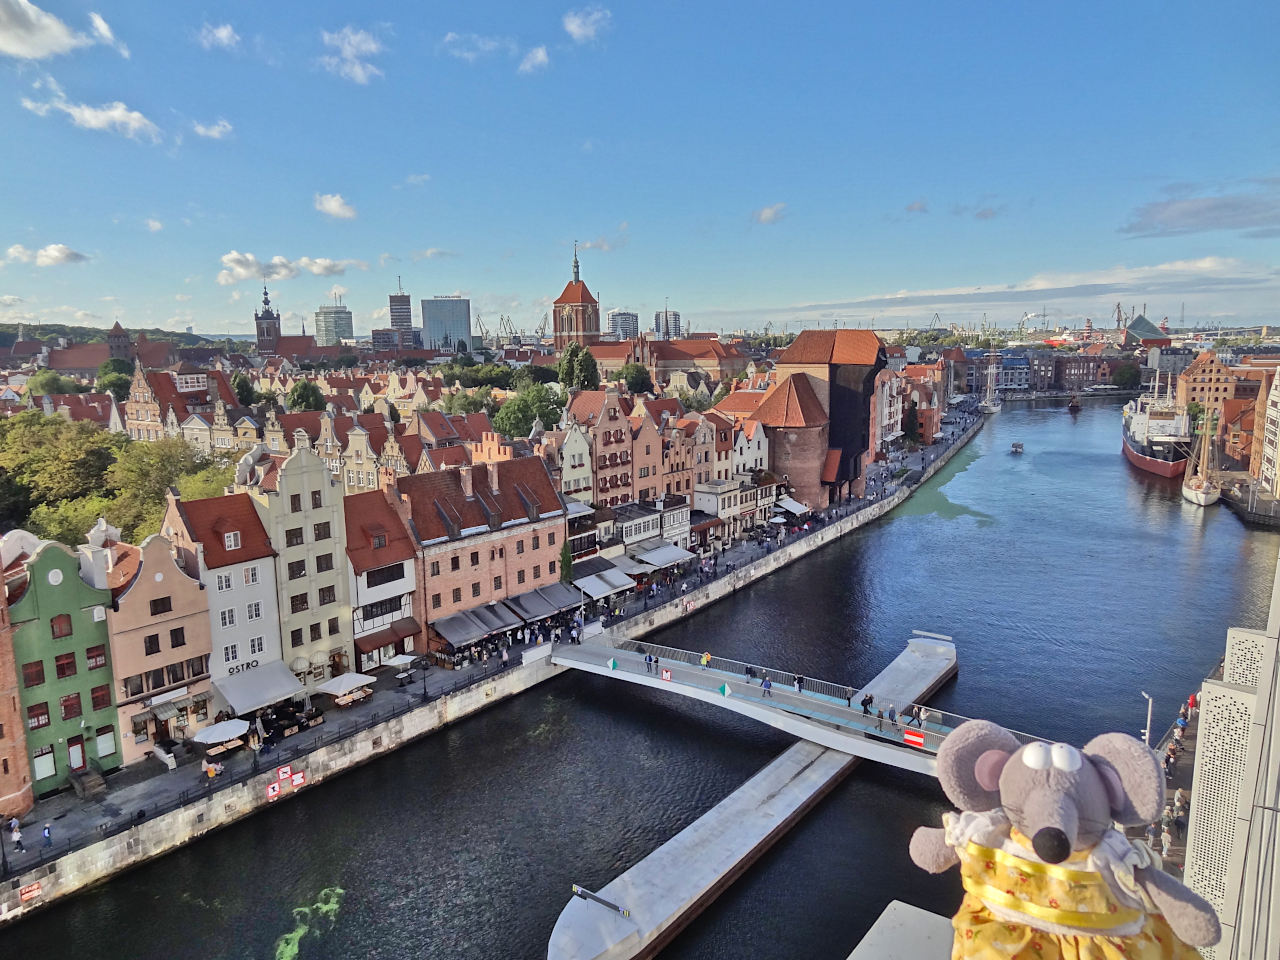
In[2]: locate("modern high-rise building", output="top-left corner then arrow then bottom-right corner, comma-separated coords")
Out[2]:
607,309 -> 640,340
314,297 -> 354,347
389,279 -> 413,334
654,308 -> 682,340
422,296 -> 472,351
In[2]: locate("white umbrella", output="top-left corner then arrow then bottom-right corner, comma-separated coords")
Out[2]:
315,672 -> 378,697
383,654 -> 416,668
192,718 -> 250,744
769,517 -> 787,524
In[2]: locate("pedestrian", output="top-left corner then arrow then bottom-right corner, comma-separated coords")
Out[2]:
1188,692 -> 1198,718
860,694 -> 871,716
501,647 -> 509,669
1144,822 -> 1159,851
42,823 -> 51,849
11,823 -> 23,853
909,705 -> 923,727
876,709 -> 885,732
918,706 -> 931,728
645,653 -> 654,673
761,676 -> 773,697
795,675 -> 805,694
701,651 -> 711,670
1179,703 -> 1189,724
654,656 -> 661,673
1161,825 -> 1173,858
845,687 -> 854,709
888,704 -> 898,728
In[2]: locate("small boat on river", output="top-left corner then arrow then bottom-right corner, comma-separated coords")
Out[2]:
1011,442 -> 1024,455
1067,394 -> 1081,413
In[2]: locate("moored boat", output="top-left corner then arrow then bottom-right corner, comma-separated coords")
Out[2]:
978,348 -> 1002,414
1181,411 -> 1220,506
1121,373 -> 1190,478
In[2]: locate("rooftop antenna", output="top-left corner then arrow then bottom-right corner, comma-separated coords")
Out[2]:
398,275 -> 404,294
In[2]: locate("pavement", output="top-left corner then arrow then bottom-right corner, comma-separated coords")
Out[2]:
1125,699 -> 1199,874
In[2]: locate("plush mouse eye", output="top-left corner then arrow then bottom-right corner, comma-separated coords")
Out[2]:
1022,742 -> 1051,770
1051,743 -> 1082,772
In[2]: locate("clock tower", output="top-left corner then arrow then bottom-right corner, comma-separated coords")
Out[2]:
552,244 -> 601,350
255,285 -> 281,356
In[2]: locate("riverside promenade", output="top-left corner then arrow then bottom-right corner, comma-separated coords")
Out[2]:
0,411 -> 986,925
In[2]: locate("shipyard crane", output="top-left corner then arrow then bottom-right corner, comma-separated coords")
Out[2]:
535,312 -> 549,340
499,314 -> 518,344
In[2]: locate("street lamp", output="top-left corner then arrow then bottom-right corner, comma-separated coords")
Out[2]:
1140,691 -> 1153,747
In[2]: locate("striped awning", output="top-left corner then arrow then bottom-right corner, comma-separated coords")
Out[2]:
152,701 -> 179,721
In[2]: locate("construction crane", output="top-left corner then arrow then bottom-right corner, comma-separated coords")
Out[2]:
762,321 -> 773,338
535,312 -> 549,340
473,313 -> 489,339
498,314 -> 518,345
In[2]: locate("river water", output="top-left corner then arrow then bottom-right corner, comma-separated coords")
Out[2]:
6,400 -> 1277,960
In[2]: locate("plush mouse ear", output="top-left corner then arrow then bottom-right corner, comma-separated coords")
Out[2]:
1082,732 -> 1164,825
937,719 -> 1021,812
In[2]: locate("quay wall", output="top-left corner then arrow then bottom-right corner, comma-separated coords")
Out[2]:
0,417 -> 984,927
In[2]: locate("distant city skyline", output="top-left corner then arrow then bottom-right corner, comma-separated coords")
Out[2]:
1,2 -> 1276,337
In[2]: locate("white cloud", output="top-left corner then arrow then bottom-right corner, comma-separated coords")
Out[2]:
193,118 -> 233,139
327,284 -> 348,299
198,22 -> 240,51
580,222 -> 629,253
0,2 -> 126,60
6,244 -> 33,263
411,248 -> 456,260
5,242 -> 88,266
175,293 -> 192,301
752,202 -> 786,225
319,26 -> 384,84
21,75 -> 160,142
73,309 -> 101,322
378,252 -> 399,267
441,32 -> 517,62
314,192 -> 357,219
0,295 -> 24,306
519,45 -> 549,74
405,172 -> 431,185
905,200 -> 928,214
145,218 -> 163,232
563,6 -> 612,43
1121,182 -> 1280,239
215,250 -> 368,286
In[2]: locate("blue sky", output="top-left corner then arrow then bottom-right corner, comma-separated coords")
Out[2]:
1,1 -> 1277,338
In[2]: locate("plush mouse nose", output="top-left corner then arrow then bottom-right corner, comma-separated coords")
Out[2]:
1033,827 -> 1071,863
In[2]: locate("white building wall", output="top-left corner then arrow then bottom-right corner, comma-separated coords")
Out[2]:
202,556 -> 284,692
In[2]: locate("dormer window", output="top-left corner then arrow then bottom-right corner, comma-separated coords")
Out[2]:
373,534 -> 386,549
224,531 -> 241,550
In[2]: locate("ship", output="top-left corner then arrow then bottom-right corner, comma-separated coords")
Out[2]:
1182,412 -> 1220,506
978,348 -> 1002,415
1121,373 -> 1191,478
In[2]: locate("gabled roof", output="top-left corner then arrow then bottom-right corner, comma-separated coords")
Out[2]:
426,445 -> 471,470
748,374 -> 829,428
554,280 -> 597,305
396,457 -> 562,543
778,330 -> 882,366
343,490 -> 416,573
566,389 -> 634,425
712,389 -> 768,419
177,493 -> 275,569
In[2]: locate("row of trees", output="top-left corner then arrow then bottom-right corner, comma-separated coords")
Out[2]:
0,411 -> 233,546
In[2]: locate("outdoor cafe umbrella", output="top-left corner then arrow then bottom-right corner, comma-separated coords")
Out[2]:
192,718 -> 250,744
315,672 -> 377,697
383,654 -> 416,668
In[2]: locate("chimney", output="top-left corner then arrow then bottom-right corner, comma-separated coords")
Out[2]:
77,544 -> 110,589
459,465 -> 474,498
488,462 -> 502,496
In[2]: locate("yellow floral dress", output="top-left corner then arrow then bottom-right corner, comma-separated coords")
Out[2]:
943,811 -> 1199,960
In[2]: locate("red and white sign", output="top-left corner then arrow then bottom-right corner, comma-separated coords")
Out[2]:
266,781 -> 281,801
660,668 -> 672,682
291,771 -> 306,787
277,764 -> 292,781
903,728 -> 926,749
19,882 -> 41,903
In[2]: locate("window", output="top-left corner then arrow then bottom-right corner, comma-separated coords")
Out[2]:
243,565 -> 260,586
363,597 -> 400,621
166,662 -> 185,686
22,661 -> 45,688
549,532 -> 556,545
186,655 -> 208,677
288,559 -> 307,580
312,490 -> 323,509
366,562 -> 404,588
250,636 -> 264,655
290,593 -> 309,613
373,533 -> 387,549
494,576 -> 503,591
430,560 -> 441,576
225,643 -> 239,663
169,626 -> 186,648
450,556 -> 460,571
328,617 -> 340,636
532,535 -> 540,550
290,628 -> 303,648
86,645 -> 106,670
517,569 -> 526,585
28,703 -> 50,730
533,564 -> 541,579
144,634 -> 161,656
286,527 -> 304,548
121,674 -> 143,698
246,601 -> 262,622
60,693 -> 83,721
470,551 -> 480,566
310,622 -> 322,642
145,668 -> 165,691
471,582 -> 481,598
316,553 -> 334,573
220,608 -> 236,629
96,726 -> 116,757
516,540 -> 525,555
431,593 -> 442,609
32,744 -> 54,780
150,596 -> 173,616
313,521 -> 331,541
451,587 -> 462,603
290,493 -> 302,513
318,585 -> 336,606
51,613 -> 72,639
549,560 -> 557,575
216,573 -> 233,592
223,530 -> 241,550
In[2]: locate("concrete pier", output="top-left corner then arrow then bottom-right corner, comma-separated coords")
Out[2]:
547,638 -> 959,960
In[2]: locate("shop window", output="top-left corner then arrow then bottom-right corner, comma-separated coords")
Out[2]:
32,744 -> 55,780
96,726 -> 116,757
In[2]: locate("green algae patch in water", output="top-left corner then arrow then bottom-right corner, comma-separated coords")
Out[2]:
274,887 -> 345,960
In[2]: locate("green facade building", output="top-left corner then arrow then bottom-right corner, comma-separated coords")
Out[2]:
6,538 -> 121,795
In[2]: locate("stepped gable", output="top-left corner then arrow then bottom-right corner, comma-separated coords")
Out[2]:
748,374 -> 829,428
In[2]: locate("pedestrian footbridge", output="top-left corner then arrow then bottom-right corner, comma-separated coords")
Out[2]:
550,633 -> 1024,777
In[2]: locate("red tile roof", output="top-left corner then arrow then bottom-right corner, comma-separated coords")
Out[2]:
712,390 -> 768,418
748,374 -> 829,428
175,493 -> 275,569
426,445 -> 471,470
396,458 -> 562,543
778,330 -> 882,366
43,392 -> 115,426
554,280 -> 597,305
46,343 -> 110,371
821,448 -> 842,484
343,490 -> 416,573
448,412 -> 494,443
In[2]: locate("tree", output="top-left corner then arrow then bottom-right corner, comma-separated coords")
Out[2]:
1111,363 -> 1141,389
98,357 -> 133,378
492,383 -> 564,438
287,379 -> 325,411
573,349 -> 601,390
26,370 -> 78,395
106,437 -> 210,540
903,400 -> 920,443
231,371 -> 257,406
525,364 -> 559,384
336,353 -> 358,369
27,495 -> 114,546
0,411 -> 123,506
618,363 -> 653,395
559,540 -> 573,584
98,372 -> 132,403
676,387 -> 712,412
710,381 -> 731,407
175,462 -> 236,502
441,387 -> 495,415
558,341 -> 582,387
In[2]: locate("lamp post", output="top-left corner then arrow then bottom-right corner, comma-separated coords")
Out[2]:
1140,691 -> 1153,747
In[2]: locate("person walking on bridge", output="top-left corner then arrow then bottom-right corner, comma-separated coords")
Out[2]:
700,651 -> 711,670
645,653 -> 654,673
875,708 -> 885,732
887,704 -> 898,729
861,693 -> 874,715
761,677 -> 773,698
908,705 -> 923,727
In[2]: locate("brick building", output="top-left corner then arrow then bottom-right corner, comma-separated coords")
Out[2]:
0,564 -> 34,816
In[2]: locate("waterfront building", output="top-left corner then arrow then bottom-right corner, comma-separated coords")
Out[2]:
607,309 -> 639,340
732,420 -> 769,476
1259,375 -> 1280,495
1146,346 -> 1195,377
314,299 -> 354,347
630,415 -> 663,502
0,565 -> 34,817
1176,352 -> 1262,413
653,309 -> 681,339
0,531 -> 121,797
693,478 -> 750,543
83,524 -> 214,766
232,444 -> 356,692
553,249 -> 602,350
748,374 -> 831,509
343,489 -> 420,673
538,422 -> 594,502
868,368 -> 908,460
422,296 -> 472,352
161,490 -> 297,716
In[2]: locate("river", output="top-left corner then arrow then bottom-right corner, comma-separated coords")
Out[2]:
5,399 -> 1276,960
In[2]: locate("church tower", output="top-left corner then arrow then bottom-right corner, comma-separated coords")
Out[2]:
107,320 -> 131,361
255,286 -> 281,356
552,244 -> 601,351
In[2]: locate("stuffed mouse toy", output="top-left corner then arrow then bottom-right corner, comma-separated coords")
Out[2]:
910,719 -> 1219,959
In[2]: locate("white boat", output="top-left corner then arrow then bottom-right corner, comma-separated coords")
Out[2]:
1181,411 -> 1220,506
978,348 -> 1002,414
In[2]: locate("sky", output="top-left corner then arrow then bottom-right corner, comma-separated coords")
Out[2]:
1,1 -> 1278,339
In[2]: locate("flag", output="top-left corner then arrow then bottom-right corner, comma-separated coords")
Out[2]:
904,728 -> 926,749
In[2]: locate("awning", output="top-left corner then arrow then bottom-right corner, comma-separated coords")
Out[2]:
151,700 -> 179,721
774,496 -> 808,516
597,568 -> 635,592
632,541 -> 696,568
315,672 -> 377,697
432,611 -> 489,649
504,589 -> 559,622
171,696 -> 193,710
882,430 -> 904,443
290,656 -> 310,673
470,604 -> 521,635
933,431 -> 945,439
537,582 -> 584,612
192,691 -> 214,704
212,660 -> 306,716
575,574 -> 622,600
610,555 -> 655,576
309,648 -> 329,667
353,616 -> 422,654
690,517 -> 724,532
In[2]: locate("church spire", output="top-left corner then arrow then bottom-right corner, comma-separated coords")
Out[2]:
262,283 -> 271,309
572,241 -> 580,284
